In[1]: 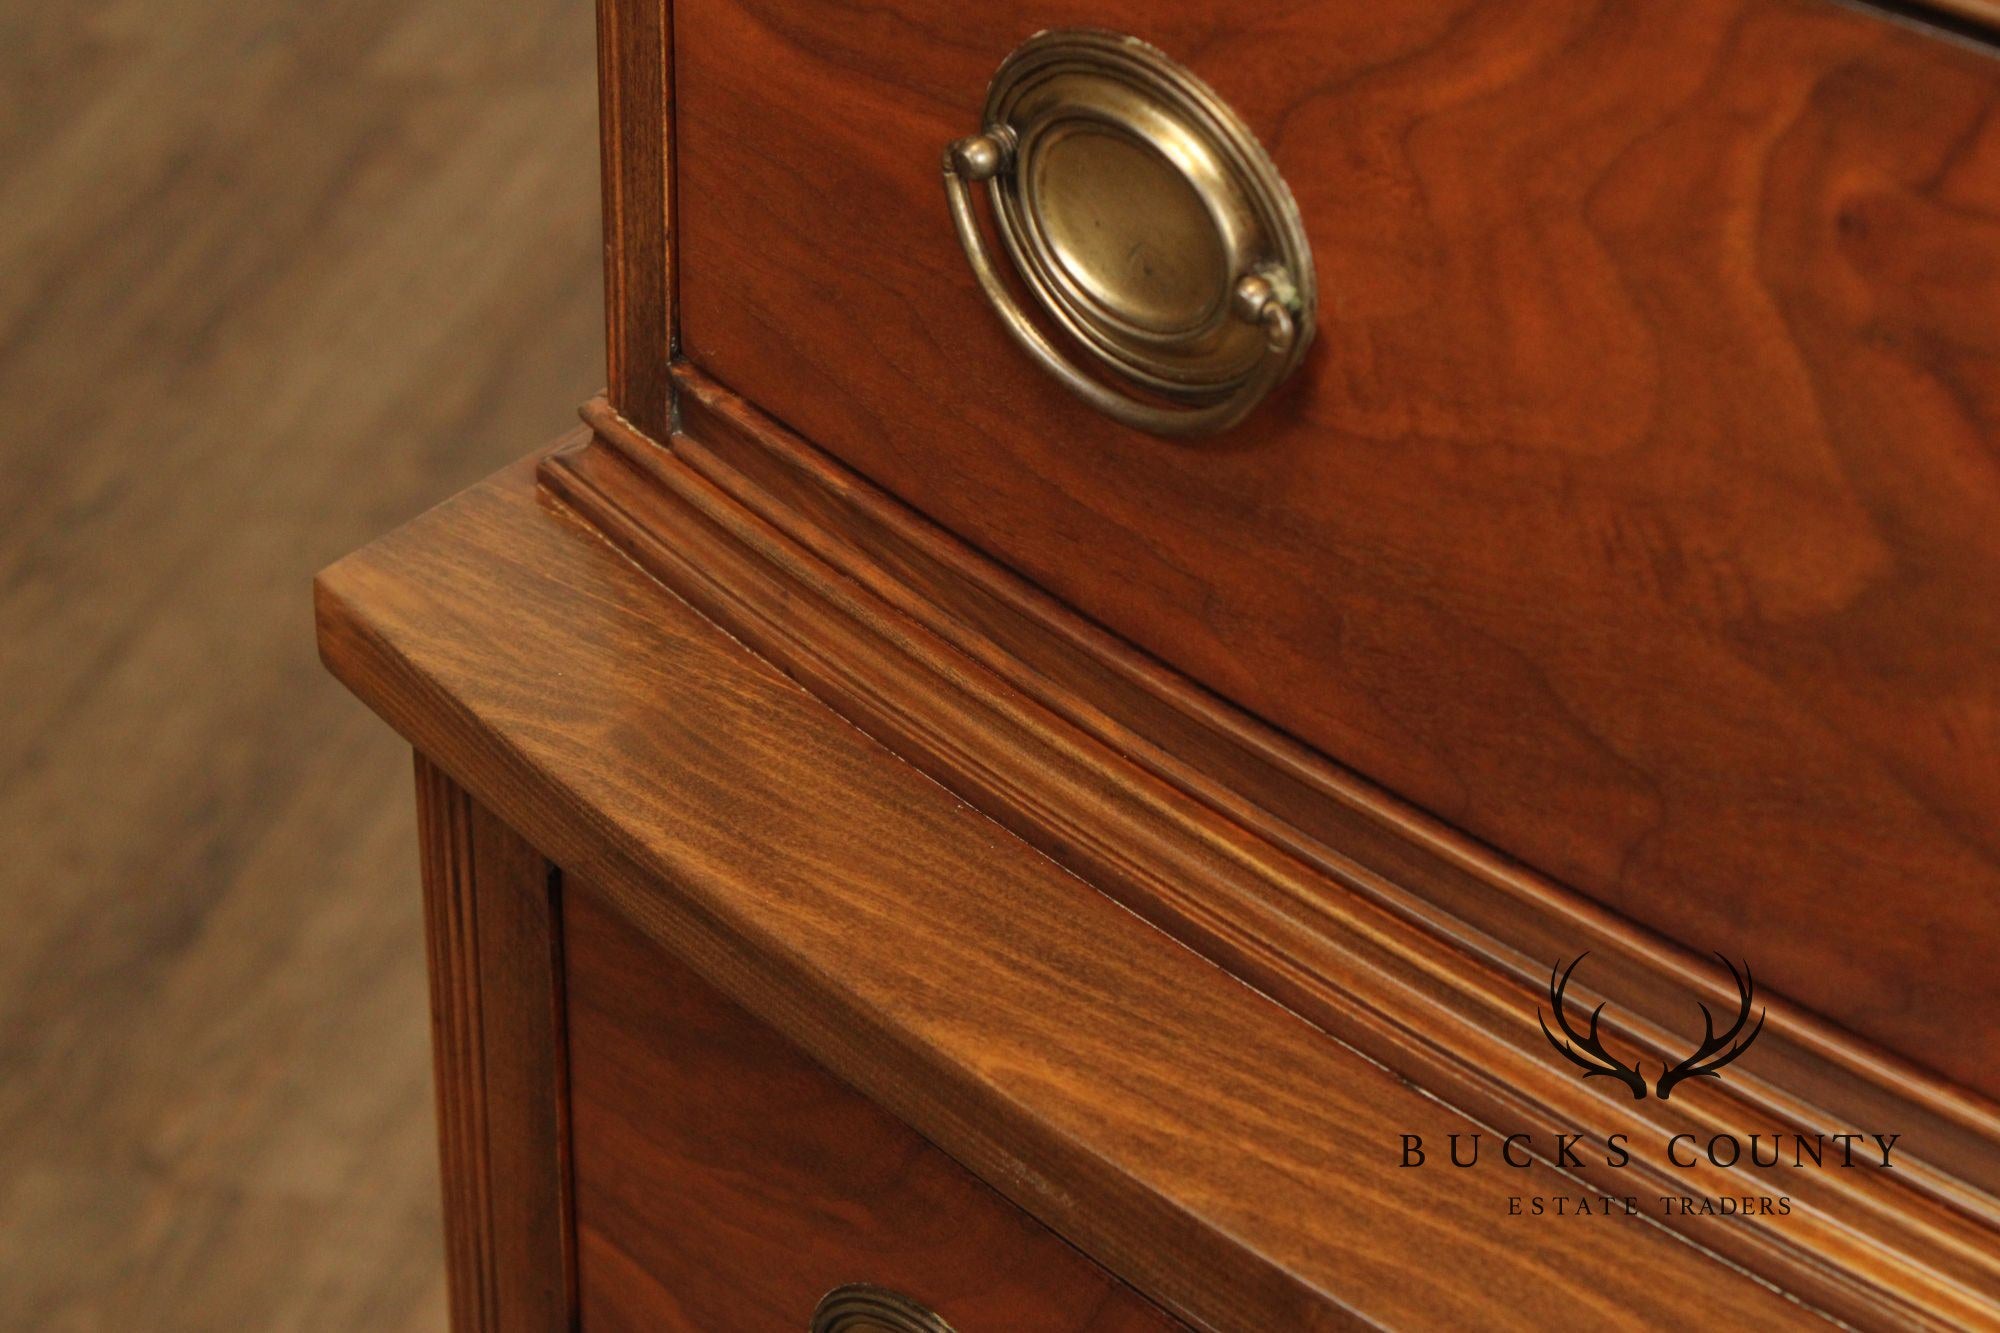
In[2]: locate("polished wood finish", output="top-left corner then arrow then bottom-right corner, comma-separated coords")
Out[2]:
543,375 -> 2000,1331
317,454 -> 1822,1330
671,0 -> 2000,1097
305,0 -> 2000,1325
597,0 -> 675,437
564,881 -> 1181,1331
415,758 -> 576,1331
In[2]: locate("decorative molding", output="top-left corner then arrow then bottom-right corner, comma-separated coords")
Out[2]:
539,368 -> 2000,1329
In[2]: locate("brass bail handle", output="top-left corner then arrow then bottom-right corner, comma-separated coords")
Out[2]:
944,131 -> 1297,438
940,30 -> 1316,439
810,1283 -> 958,1332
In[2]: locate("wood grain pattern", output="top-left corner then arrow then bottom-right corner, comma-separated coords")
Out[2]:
316,452 -> 1821,1330
543,379 -> 2000,1331
564,881 -> 1183,1332
415,757 -> 576,1332
670,0 -> 2000,1098
0,0 -> 602,1324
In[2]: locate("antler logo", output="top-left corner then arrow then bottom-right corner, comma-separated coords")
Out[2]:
1655,954 -> 1766,1100
1538,952 -> 1767,1100
1539,954 -> 1649,1100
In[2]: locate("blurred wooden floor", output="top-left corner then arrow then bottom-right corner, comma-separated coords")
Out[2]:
0,0 -> 604,1326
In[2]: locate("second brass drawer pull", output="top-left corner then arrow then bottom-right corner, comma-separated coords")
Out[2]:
810,1283 -> 958,1332
944,29 -> 1315,438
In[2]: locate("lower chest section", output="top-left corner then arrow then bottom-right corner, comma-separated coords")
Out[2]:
562,885 -> 1180,1333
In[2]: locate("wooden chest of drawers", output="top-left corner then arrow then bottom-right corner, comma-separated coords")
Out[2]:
673,0 -> 2000,1091
320,0 -> 2000,1327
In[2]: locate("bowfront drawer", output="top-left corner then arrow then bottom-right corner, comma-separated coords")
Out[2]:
563,884 -> 1182,1332
671,0 -> 2000,1100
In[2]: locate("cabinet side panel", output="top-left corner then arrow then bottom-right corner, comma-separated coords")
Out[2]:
415,753 -> 576,1332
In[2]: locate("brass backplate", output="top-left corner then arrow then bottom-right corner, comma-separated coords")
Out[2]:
980,29 -> 1314,401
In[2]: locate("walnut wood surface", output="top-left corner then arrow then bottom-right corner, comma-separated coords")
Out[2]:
564,881 -> 1183,1331
670,0 -> 2000,1098
596,0 -> 674,438
545,380 -> 2000,1331
316,452 -> 1819,1330
415,757 -> 576,1331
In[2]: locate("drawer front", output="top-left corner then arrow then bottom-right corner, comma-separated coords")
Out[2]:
563,885 -> 1182,1332
674,0 -> 2000,1096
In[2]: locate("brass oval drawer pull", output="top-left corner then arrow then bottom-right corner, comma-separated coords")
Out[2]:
810,1283 -> 958,1332
944,28 -> 1315,437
